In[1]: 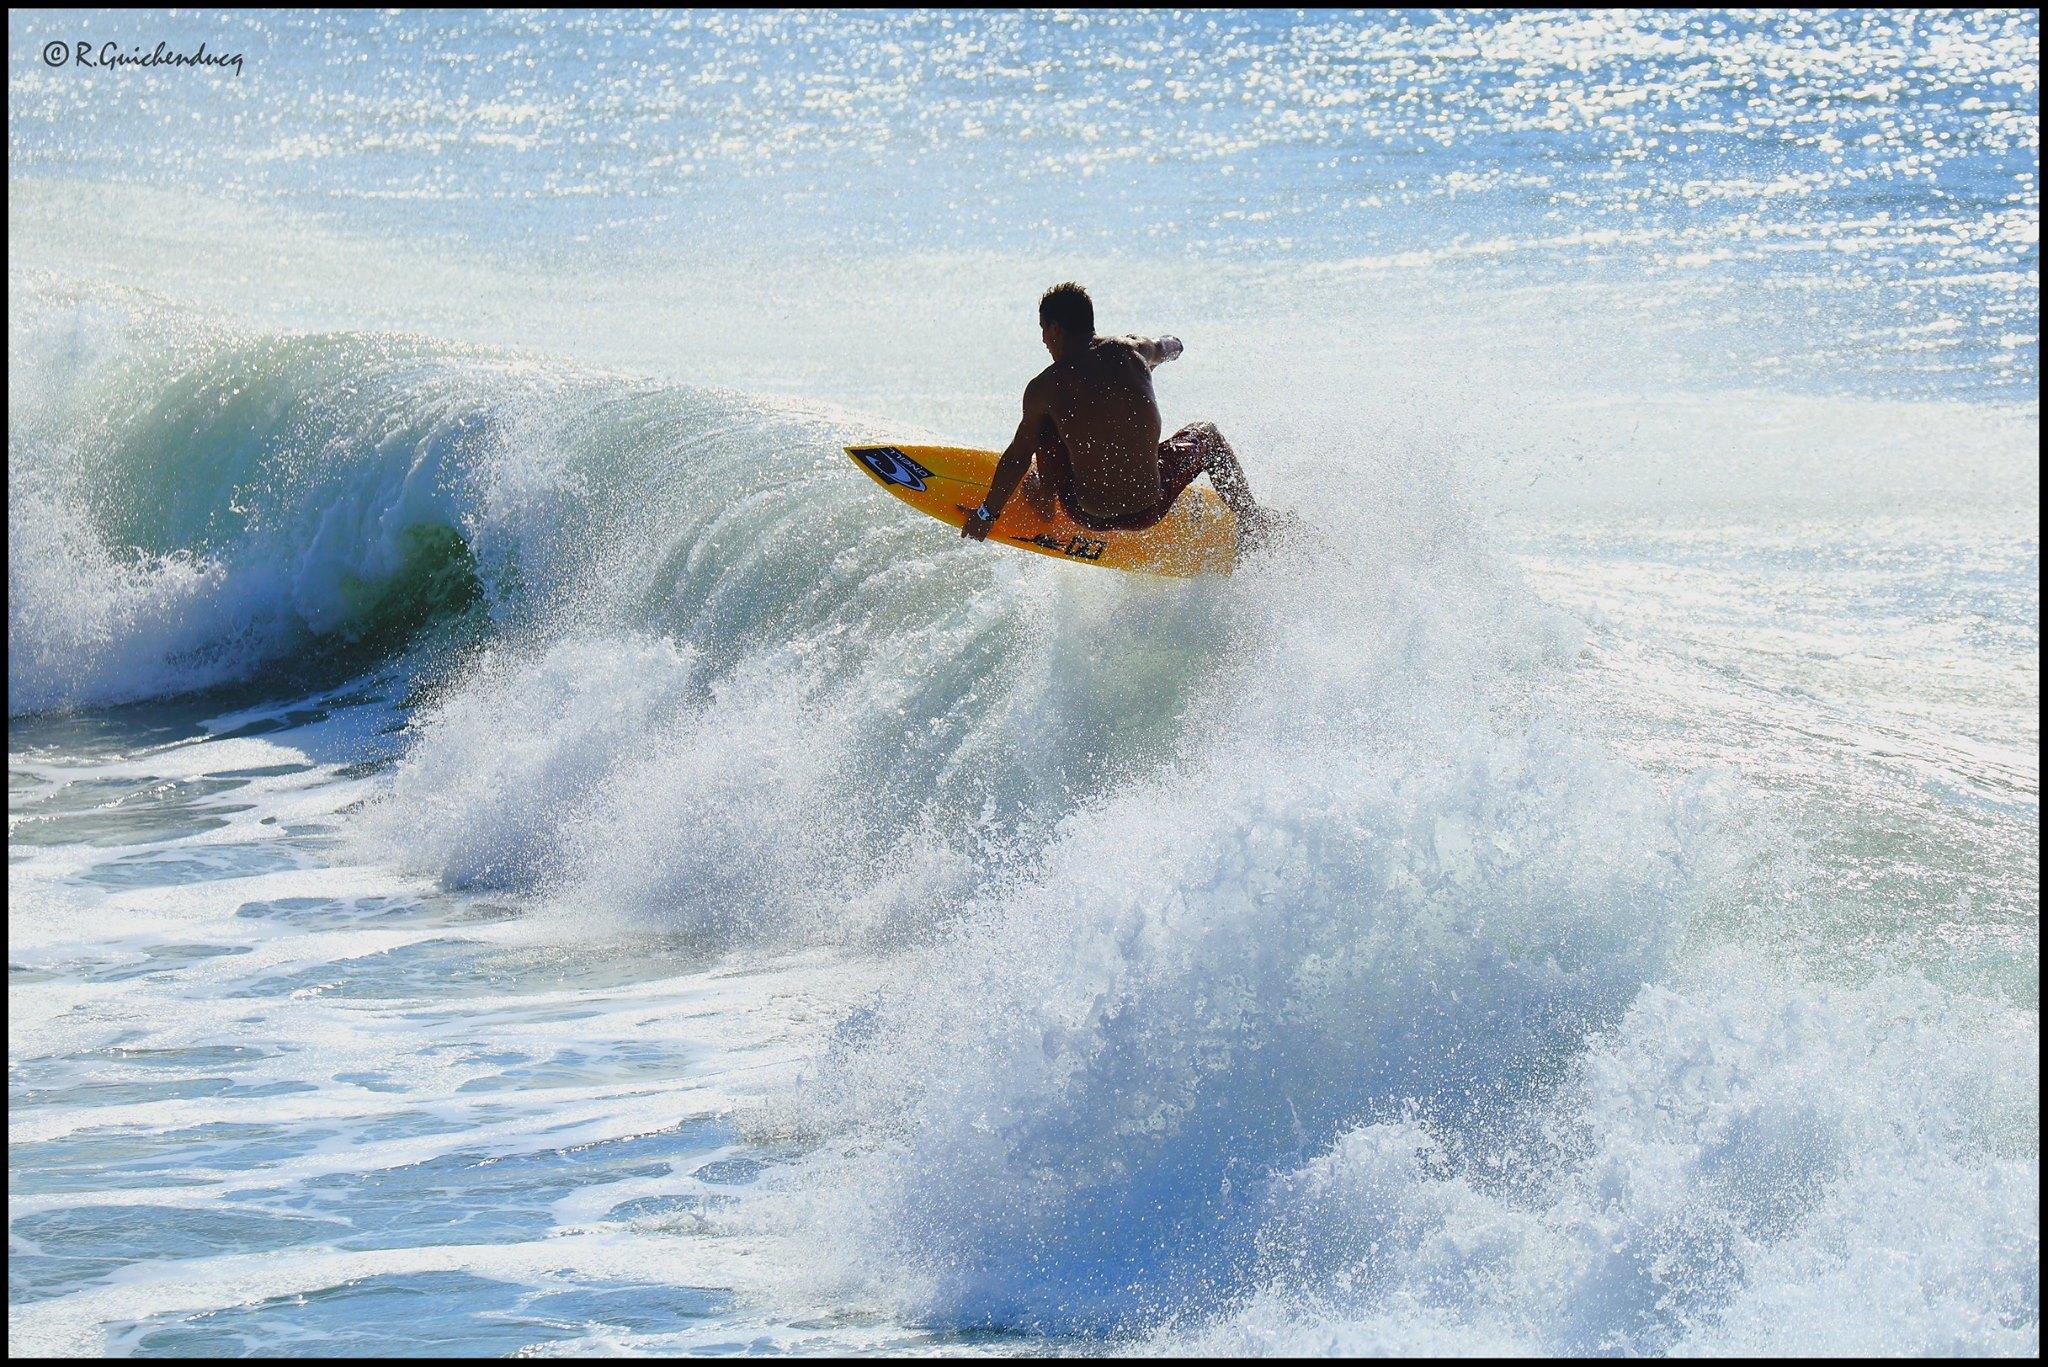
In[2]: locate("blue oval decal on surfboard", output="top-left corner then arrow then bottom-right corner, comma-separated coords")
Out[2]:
853,447 -> 933,492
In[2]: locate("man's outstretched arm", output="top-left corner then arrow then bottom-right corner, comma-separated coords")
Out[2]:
1124,334 -> 1183,368
963,376 -> 1051,541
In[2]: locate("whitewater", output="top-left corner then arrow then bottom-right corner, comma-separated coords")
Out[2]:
8,10 -> 2039,1357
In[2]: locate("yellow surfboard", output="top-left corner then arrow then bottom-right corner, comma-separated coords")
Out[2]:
846,443 -> 1238,577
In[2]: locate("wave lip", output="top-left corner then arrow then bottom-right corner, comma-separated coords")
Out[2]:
6,288 -> 868,716
8,319 -> 511,714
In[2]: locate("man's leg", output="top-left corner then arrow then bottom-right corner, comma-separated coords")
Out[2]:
1168,422 -> 1267,541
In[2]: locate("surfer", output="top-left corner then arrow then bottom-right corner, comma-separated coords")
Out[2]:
961,283 -> 1270,548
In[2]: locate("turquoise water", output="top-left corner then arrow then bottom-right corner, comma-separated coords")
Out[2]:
8,9 -> 2039,1357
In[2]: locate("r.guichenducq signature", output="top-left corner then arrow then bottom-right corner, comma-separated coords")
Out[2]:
42,40 -> 245,77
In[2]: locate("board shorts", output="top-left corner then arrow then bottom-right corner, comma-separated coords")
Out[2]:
1051,422 -> 1214,533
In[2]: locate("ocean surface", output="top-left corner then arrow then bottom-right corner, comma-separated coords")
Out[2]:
8,9 -> 2039,1356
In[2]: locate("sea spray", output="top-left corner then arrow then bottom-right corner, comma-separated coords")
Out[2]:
740,668 -> 2033,1352
1160,963 -> 2039,1356
722,497 -> 1716,1321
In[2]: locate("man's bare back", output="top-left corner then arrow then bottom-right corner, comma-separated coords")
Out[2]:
961,283 -> 1268,545
1028,335 -> 1173,522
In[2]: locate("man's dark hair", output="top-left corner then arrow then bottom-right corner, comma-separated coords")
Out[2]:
1038,282 -> 1094,337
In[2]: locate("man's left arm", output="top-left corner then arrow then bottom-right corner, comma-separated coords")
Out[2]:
962,376 -> 1050,541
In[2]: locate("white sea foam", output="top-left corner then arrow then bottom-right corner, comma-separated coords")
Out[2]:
1152,965 -> 2038,1356
724,516 -> 1734,1340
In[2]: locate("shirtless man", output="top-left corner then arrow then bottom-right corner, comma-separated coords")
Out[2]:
960,282 -> 1269,548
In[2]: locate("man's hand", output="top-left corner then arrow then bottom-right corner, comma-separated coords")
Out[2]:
961,502 -> 995,540
1130,334 -> 1183,368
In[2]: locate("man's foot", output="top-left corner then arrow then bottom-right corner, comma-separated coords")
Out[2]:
1234,508 -> 1299,557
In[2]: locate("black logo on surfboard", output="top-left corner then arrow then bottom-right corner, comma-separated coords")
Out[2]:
853,447 -> 933,492
1013,532 -> 1107,560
